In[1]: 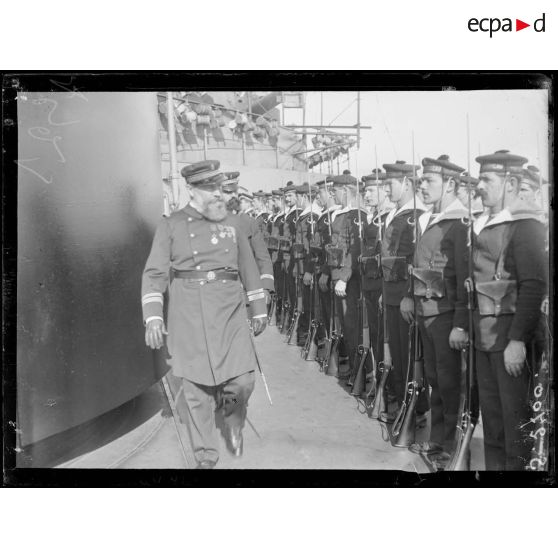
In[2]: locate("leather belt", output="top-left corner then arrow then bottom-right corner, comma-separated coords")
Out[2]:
172,269 -> 238,282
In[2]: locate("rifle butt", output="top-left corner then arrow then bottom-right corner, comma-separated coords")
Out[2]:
319,337 -> 331,372
350,348 -> 369,396
280,307 -> 291,335
447,423 -> 475,471
304,325 -> 318,361
369,367 -> 389,419
325,337 -> 340,377
287,312 -> 300,345
392,394 -> 418,448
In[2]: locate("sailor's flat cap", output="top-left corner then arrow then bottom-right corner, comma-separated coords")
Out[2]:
383,160 -> 420,179
362,169 -> 386,184
331,172 -> 357,186
283,182 -> 297,193
271,189 -> 283,196
475,150 -> 528,174
422,154 -> 465,177
295,183 -> 319,195
316,176 -> 334,188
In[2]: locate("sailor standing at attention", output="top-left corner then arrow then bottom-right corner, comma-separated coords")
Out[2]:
398,155 -> 470,467
472,150 -> 547,470
142,160 -> 268,469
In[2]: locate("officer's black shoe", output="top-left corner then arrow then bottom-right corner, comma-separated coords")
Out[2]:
196,460 -> 217,469
225,425 -> 243,458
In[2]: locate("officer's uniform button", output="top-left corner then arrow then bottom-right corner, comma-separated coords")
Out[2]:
225,249 -> 229,253
190,233 -> 195,238
200,281 -> 205,285
196,265 -> 201,270
188,217 -> 193,222
193,250 -> 198,255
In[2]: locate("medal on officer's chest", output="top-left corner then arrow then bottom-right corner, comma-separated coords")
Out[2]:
209,224 -> 219,245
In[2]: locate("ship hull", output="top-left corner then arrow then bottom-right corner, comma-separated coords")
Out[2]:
17,91 -> 166,453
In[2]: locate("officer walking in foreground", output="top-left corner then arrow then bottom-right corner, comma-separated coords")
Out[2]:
472,150 -> 546,470
142,160 -> 268,469
399,155 -> 470,465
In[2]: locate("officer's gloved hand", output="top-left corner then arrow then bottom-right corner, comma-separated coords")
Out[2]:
303,272 -> 313,286
399,296 -> 415,324
252,316 -> 268,337
318,273 -> 329,292
145,319 -> 167,350
264,289 -> 271,305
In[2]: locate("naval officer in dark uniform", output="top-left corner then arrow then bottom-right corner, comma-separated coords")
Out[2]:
142,160 -> 268,469
472,150 -> 547,470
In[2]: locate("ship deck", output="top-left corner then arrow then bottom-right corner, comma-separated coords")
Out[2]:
47,325 -> 485,472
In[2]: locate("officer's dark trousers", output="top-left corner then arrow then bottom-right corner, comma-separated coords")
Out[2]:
335,274 -> 360,371
386,304 -> 429,413
418,312 -> 461,451
364,288 -> 383,373
476,350 -> 531,470
182,371 -> 255,465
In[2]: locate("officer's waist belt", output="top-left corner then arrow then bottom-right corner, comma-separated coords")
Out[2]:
172,269 -> 239,282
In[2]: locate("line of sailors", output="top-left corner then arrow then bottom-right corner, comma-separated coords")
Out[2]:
214,150 -> 549,471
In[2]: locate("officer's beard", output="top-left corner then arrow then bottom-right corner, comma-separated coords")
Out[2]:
202,199 -> 228,222
226,197 -> 240,214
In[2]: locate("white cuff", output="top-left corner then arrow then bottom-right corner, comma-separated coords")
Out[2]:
252,314 -> 267,319
142,292 -> 164,306
145,316 -> 163,325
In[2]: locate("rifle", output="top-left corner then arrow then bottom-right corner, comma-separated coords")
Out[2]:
301,184 -> 318,359
350,157 -> 375,396
279,260 -> 290,334
321,202 -> 341,376
369,153 -> 391,420
392,321 -> 425,447
303,267 -> 322,361
392,132 -> 426,447
323,293 -> 340,376
286,274 -> 302,345
279,208 -> 292,334
447,115 -> 479,471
